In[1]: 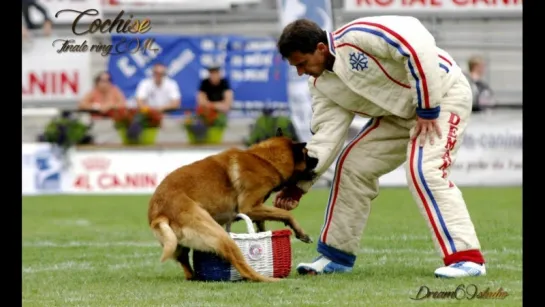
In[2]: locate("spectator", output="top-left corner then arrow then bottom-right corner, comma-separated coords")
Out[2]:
135,63 -> 181,112
197,66 -> 233,113
78,72 -> 126,115
465,55 -> 496,112
22,0 -> 53,40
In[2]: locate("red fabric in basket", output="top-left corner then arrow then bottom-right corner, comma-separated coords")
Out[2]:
271,229 -> 292,278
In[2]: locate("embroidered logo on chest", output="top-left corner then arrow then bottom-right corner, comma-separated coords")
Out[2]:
349,52 -> 368,71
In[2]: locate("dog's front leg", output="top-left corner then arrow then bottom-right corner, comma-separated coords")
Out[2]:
244,206 -> 312,243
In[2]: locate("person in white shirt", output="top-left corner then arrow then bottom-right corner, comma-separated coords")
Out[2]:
135,63 -> 182,112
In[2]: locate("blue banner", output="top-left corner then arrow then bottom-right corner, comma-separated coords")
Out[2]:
107,34 -> 288,117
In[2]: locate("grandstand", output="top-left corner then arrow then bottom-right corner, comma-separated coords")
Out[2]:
22,0 -> 522,144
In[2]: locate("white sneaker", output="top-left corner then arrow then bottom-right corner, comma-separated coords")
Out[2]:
296,255 -> 353,275
434,261 -> 486,278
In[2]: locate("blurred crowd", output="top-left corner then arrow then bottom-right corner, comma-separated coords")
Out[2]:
77,63 -> 234,118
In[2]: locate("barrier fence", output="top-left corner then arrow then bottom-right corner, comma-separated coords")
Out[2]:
22,110 -> 522,196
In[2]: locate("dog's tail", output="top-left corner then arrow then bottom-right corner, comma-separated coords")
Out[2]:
150,216 -> 178,262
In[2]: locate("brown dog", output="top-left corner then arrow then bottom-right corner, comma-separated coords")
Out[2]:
148,128 -> 318,282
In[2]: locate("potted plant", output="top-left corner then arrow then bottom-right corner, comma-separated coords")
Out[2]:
38,110 -> 94,151
183,105 -> 228,144
110,106 -> 163,145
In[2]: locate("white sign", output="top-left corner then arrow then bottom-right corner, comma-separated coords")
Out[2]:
378,113 -> 522,187
344,0 -> 523,13
31,0 -> 103,24
69,149 -> 222,194
22,37 -> 92,104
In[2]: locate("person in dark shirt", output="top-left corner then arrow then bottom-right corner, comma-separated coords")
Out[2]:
197,66 -> 233,113
464,55 -> 496,112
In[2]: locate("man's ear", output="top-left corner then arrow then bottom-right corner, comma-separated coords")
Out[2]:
276,127 -> 283,137
291,142 -> 307,162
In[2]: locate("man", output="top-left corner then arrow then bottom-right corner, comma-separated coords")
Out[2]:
135,63 -> 181,112
464,55 -> 496,112
274,16 -> 486,278
197,65 -> 233,113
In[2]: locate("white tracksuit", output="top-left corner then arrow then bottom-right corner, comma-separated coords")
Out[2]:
296,16 -> 485,267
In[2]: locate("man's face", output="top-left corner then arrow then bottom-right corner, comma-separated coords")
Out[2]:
473,63 -> 485,78
209,70 -> 221,84
153,65 -> 167,83
287,43 -> 327,78
96,73 -> 111,91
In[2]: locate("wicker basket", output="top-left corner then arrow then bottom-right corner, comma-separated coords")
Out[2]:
193,213 -> 292,281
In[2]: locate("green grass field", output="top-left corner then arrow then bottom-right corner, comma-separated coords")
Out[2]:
23,187 -> 522,307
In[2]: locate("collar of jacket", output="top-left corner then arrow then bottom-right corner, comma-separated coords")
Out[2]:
326,31 -> 336,58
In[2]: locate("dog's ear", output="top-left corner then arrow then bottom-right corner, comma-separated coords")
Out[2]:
291,142 -> 307,162
276,127 -> 283,137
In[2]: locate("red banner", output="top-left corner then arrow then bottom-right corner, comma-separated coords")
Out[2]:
344,0 -> 522,13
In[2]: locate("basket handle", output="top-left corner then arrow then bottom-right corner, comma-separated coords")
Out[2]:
236,213 -> 255,234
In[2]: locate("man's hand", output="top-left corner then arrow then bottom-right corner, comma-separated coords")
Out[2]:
411,117 -> 442,147
274,186 -> 304,211
213,103 -> 230,113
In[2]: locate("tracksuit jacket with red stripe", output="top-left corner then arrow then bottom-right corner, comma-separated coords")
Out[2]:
296,15 -> 463,193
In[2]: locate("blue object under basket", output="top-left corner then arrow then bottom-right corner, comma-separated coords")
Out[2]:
193,250 -> 234,282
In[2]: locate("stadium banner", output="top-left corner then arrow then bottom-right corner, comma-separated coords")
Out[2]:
344,0 -> 523,13
65,149 -> 223,194
22,37 -> 92,104
22,143 -> 73,196
377,113 -> 522,187
107,34 -> 288,118
276,0 -> 334,142
21,112 -> 521,195
32,0 -> 103,24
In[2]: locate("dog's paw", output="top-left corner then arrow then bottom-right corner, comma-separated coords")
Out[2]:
264,277 -> 282,282
296,233 -> 313,243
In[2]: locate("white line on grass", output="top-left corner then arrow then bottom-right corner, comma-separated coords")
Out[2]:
362,234 -> 521,242
23,259 -> 158,274
52,219 -> 92,227
22,261 -> 93,273
23,241 -> 159,247
362,256 -> 522,271
358,247 -> 522,255
22,257 -> 521,276
23,240 -> 522,256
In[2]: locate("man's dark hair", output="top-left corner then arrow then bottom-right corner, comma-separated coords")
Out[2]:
277,19 -> 328,59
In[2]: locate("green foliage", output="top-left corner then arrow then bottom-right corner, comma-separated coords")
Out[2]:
41,115 -> 90,149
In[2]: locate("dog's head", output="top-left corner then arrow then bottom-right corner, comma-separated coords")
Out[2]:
249,128 -> 319,184
275,128 -> 319,182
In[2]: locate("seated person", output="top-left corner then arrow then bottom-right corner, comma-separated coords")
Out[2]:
78,71 -> 126,115
135,63 -> 181,112
197,66 -> 233,113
